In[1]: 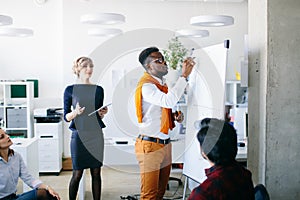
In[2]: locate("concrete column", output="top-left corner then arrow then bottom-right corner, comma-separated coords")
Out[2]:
248,0 -> 300,199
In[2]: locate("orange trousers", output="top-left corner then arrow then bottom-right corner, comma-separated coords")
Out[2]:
135,138 -> 172,200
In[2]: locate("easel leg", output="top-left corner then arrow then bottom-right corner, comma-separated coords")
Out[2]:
182,176 -> 188,200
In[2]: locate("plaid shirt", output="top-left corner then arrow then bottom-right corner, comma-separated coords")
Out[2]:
188,161 -> 254,200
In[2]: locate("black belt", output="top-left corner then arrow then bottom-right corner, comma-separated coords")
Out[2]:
0,193 -> 16,200
138,135 -> 170,145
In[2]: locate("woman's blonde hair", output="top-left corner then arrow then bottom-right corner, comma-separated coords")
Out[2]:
72,56 -> 93,77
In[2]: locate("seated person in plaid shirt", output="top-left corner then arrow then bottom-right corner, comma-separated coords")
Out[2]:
188,118 -> 255,200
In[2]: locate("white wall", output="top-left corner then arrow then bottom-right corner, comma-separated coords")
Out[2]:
0,0 -> 247,157
0,0 -> 63,107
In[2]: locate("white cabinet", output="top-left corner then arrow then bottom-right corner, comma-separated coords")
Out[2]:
11,138 -> 39,192
225,80 -> 248,106
0,81 -> 34,138
225,81 -> 248,140
35,121 -> 63,174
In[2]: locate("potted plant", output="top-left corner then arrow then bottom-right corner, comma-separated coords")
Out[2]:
163,37 -> 188,86
163,37 -> 188,70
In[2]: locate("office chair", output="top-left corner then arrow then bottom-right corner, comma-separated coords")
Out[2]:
254,184 -> 270,200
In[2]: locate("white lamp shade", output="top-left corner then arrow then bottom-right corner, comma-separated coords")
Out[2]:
0,15 -> 13,26
0,28 -> 33,37
88,28 -> 122,37
35,0 -> 47,5
175,29 -> 209,38
190,15 -> 234,27
81,13 -> 125,25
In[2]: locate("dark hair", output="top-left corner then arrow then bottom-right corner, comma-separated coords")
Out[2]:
138,47 -> 159,67
197,118 -> 237,165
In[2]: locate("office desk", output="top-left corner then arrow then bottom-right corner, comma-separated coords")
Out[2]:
11,138 -> 39,193
237,145 -> 247,161
103,136 -> 187,165
174,139 -> 247,162
172,138 -> 247,168
103,137 -> 137,166
171,136 -> 186,164
169,137 -> 185,188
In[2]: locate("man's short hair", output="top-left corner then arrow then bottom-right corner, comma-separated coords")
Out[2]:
197,118 -> 237,165
139,47 -> 159,66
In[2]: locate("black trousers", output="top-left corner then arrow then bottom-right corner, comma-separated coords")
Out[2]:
0,193 -> 16,200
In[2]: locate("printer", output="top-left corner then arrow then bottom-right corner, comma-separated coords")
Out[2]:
34,108 -> 62,123
33,108 -> 63,174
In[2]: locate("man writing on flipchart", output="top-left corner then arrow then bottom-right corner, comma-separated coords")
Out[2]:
134,46 -> 195,200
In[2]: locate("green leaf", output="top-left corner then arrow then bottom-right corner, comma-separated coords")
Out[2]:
163,37 -> 188,70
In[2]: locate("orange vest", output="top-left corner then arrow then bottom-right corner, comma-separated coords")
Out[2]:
135,72 -> 175,134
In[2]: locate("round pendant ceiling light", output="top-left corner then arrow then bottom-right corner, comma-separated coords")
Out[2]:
190,15 -> 234,27
175,29 -> 209,38
35,0 -> 47,5
0,15 -> 13,26
0,27 -> 33,37
88,28 -> 122,37
80,13 -> 125,25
